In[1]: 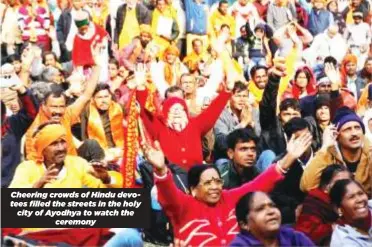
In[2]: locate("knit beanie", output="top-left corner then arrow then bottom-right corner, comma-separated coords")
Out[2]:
162,97 -> 189,118
332,107 -> 365,133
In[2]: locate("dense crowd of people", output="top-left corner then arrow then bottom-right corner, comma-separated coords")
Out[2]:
1,0 -> 371,246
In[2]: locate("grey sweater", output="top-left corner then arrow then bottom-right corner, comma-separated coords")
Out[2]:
213,107 -> 261,159
267,3 -> 297,30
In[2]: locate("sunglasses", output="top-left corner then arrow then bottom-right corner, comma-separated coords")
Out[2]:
2,75 -> 12,79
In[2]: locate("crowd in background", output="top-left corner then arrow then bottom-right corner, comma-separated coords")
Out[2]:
1,0 -> 372,246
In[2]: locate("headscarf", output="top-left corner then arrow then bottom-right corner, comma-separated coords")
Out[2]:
162,97 -> 189,132
163,46 -> 180,85
34,123 -> 67,163
283,66 -> 316,100
340,54 -> 358,86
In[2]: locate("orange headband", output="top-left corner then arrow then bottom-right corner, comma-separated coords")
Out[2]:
34,124 -> 67,163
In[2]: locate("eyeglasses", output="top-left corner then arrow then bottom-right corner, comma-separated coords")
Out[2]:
199,178 -> 224,187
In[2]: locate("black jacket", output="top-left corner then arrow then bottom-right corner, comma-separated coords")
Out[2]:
114,3 -> 151,45
259,75 -> 287,155
304,115 -> 324,152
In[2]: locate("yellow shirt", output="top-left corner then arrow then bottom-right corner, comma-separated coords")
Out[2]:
119,8 -> 140,49
209,10 -> 236,39
183,52 -> 209,71
151,6 -> 179,55
9,156 -> 122,188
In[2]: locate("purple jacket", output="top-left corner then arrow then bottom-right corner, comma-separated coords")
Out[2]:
229,227 -> 315,246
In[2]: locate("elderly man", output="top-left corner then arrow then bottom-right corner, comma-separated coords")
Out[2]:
9,122 -> 122,188
302,25 -> 347,67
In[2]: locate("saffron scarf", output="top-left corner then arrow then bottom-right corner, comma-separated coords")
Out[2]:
87,101 -> 124,149
121,84 -> 155,188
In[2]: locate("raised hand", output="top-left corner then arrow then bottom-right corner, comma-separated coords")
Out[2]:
9,83 -> 26,94
91,37 -> 105,67
142,141 -> 167,175
286,132 -> 313,160
324,62 -> 340,85
134,63 -> 148,90
269,57 -> 287,78
89,161 -> 111,184
33,164 -> 59,188
21,44 -> 35,69
321,124 -> 338,151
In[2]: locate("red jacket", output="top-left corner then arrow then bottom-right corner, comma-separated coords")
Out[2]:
295,188 -> 339,245
155,165 -> 284,246
137,90 -> 231,169
72,23 -> 108,67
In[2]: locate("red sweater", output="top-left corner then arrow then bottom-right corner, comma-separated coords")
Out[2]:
137,89 -> 231,169
72,24 -> 108,67
295,188 -> 339,245
155,165 -> 284,246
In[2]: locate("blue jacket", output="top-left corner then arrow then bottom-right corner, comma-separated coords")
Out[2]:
229,227 -> 315,246
308,9 -> 333,36
185,0 -> 210,35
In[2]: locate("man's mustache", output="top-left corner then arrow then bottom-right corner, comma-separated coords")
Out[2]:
52,113 -> 63,117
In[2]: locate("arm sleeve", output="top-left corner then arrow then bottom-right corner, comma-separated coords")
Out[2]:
226,164 -> 284,205
300,149 -> 332,192
8,162 -> 35,188
194,90 -> 232,136
259,75 -> 280,130
155,170 -> 190,219
9,90 -> 38,141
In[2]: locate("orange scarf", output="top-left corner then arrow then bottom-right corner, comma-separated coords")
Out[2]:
87,101 -> 124,149
25,108 -> 77,161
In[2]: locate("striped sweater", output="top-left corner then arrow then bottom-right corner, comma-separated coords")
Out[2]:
18,4 -> 50,42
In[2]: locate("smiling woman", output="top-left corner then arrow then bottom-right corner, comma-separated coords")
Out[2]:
329,179 -> 372,247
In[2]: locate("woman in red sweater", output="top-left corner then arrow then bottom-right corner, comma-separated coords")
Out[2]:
136,75 -> 234,170
142,128 -> 312,246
